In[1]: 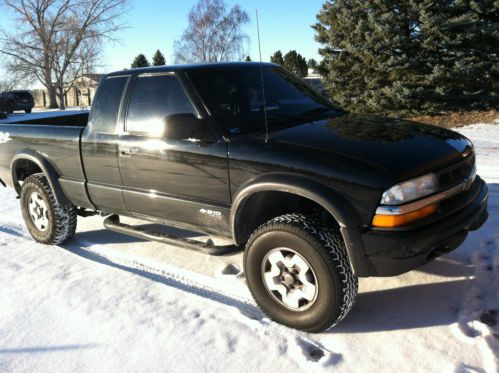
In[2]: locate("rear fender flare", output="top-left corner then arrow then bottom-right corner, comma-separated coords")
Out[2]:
10,150 -> 71,207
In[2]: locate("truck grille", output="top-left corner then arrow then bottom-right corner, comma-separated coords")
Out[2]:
438,153 -> 475,191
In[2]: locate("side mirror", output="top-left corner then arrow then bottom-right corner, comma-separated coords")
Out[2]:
162,113 -> 211,141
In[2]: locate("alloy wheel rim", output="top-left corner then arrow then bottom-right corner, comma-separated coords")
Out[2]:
28,192 -> 49,232
261,248 -> 318,311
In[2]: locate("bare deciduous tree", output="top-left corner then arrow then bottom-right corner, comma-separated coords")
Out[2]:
0,0 -> 128,109
173,0 -> 250,64
0,73 -> 19,92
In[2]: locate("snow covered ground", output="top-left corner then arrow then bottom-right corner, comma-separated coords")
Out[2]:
0,117 -> 497,372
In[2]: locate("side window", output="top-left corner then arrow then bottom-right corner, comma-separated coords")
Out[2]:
90,76 -> 128,133
126,74 -> 197,134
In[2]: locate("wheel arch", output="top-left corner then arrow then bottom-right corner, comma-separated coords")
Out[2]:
10,150 -> 71,207
231,173 -> 369,276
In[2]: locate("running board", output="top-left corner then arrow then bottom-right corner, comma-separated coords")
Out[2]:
103,215 -> 238,256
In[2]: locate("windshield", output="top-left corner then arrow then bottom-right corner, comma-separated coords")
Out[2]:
188,66 -> 343,135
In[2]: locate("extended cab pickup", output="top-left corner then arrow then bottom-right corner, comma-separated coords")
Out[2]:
0,62 -> 489,332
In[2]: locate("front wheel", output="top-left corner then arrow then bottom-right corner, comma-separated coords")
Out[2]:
25,109 -> 32,114
244,214 -> 358,332
20,173 -> 77,245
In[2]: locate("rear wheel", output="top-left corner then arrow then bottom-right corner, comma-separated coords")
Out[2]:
20,173 -> 77,245
244,213 -> 358,332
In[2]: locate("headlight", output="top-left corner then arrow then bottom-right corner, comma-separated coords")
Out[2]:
381,173 -> 437,205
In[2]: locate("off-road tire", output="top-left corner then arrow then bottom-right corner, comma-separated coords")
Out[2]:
20,173 -> 77,245
244,213 -> 358,332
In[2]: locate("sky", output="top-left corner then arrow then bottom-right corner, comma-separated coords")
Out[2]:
0,0 -> 326,86
102,0 -> 326,72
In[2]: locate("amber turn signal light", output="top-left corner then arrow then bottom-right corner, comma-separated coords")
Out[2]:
372,204 -> 437,228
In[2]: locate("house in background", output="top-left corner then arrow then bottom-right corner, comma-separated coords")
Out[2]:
33,74 -> 104,108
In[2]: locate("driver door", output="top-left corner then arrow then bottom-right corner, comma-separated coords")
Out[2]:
118,73 -> 232,235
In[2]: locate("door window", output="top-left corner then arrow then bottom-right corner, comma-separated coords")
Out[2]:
126,74 -> 197,135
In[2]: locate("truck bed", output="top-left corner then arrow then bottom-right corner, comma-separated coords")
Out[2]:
0,111 -> 89,127
0,113 -> 88,191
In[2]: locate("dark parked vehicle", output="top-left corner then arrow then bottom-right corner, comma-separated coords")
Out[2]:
0,90 -> 35,113
0,63 -> 488,332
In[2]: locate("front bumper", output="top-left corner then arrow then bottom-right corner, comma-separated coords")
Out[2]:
360,178 -> 488,276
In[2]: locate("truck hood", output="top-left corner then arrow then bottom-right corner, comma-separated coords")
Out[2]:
270,113 -> 473,181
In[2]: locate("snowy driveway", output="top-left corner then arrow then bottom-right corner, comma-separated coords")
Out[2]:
0,121 -> 497,372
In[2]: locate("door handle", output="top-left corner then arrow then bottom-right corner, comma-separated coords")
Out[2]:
120,147 -> 132,157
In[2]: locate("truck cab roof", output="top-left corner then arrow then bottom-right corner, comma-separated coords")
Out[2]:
107,61 -> 279,77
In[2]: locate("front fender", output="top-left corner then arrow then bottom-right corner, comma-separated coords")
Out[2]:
10,150 -> 71,207
231,173 -> 369,276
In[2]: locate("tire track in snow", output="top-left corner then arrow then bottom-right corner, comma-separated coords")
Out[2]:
71,239 -> 264,321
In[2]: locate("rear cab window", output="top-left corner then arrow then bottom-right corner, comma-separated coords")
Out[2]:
89,76 -> 129,133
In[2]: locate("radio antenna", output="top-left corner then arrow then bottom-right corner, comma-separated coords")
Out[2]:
256,10 -> 269,143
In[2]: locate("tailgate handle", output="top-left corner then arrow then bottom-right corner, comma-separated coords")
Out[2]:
120,147 -> 132,157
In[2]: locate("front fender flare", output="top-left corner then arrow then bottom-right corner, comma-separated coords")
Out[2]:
231,173 -> 369,276
10,150 -> 72,207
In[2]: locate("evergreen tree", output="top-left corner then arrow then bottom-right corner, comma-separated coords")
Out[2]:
283,50 -> 308,78
270,50 -> 284,65
152,50 -> 166,66
420,1 -> 499,112
314,1 -> 499,115
131,54 -> 150,68
245,55 -> 252,61
308,58 -> 318,71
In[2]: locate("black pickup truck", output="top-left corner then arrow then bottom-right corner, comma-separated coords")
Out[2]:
0,62 -> 489,332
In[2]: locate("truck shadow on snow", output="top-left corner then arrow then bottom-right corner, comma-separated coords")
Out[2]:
68,233 -> 475,334
416,257 -> 474,277
334,278 -> 469,333
75,228 -> 145,245
75,224 -> 205,246
63,233 -> 474,334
